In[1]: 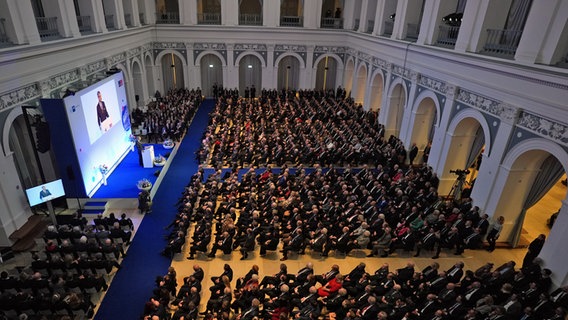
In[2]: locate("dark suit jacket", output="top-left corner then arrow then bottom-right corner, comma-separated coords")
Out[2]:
193,268 -> 204,283
240,306 -> 259,320
359,303 -> 379,320
96,101 -> 110,126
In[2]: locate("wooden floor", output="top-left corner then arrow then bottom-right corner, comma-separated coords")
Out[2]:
0,180 -> 564,317
170,176 -> 567,313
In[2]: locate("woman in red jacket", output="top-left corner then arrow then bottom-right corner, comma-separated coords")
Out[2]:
317,274 -> 344,297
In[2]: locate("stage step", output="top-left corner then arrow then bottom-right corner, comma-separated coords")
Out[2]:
83,201 -> 108,215
82,208 -> 106,215
84,201 -> 107,209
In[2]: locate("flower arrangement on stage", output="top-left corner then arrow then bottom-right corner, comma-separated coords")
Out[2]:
163,139 -> 174,149
99,164 -> 109,175
154,154 -> 166,166
99,164 -> 109,185
137,178 -> 152,190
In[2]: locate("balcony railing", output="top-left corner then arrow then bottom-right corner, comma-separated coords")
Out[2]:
105,14 -> 115,30
353,19 -> 360,31
239,13 -> 262,25
280,16 -> 303,27
139,13 -> 145,25
197,12 -> 221,25
125,14 -> 132,27
436,25 -> 460,48
406,23 -> 420,41
483,29 -> 522,58
383,20 -> 393,37
156,12 -> 180,24
35,17 -> 59,40
320,17 -> 343,29
76,15 -> 91,33
0,18 -> 10,44
366,20 -> 374,33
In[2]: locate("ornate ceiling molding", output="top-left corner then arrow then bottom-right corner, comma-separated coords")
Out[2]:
274,44 -> 307,52
418,75 -> 449,94
234,43 -> 267,51
39,69 -> 80,91
392,64 -> 411,79
81,60 -> 107,77
193,43 -> 226,50
518,111 -> 568,145
314,46 -> 346,54
153,41 -> 186,49
0,84 -> 41,111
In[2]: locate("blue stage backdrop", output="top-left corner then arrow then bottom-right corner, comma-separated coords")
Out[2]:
41,98 -> 85,198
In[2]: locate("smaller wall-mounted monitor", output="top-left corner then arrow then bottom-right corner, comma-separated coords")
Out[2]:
25,179 -> 66,207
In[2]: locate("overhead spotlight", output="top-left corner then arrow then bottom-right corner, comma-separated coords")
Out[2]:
442,12 -> 463,27
389,13 -> 396,21
62,88 -> 76,98
105,67 -> 120,75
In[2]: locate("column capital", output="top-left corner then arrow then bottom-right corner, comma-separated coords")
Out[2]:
445,84 -> 459,101
498,103 -> 520,125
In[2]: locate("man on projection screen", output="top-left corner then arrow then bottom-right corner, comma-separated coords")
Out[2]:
96,91 -> 112,132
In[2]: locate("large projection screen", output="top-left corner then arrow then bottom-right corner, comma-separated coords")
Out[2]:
62,72 -> 132,197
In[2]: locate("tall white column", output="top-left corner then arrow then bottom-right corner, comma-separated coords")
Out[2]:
186,43 -> 200,89
357,0 -> 369,32
372,0 -> 383,35
180,0 -> 197,25
377,64 -> 393,125
428,85 -> 456,172
115,0 -> 127,30
59,0 -> 81,37
303,0 -> 322,29
222,0 -> 238,26
417,0 -> 457,45
4,0 -> 41,44
263,45 -> 275,89
139,0 -> 156,25
303,45 -> 315,89
226,44 -> 238,89
455,0 -> 512,53
514,0 -> 568,65
392,0 -> 422,40
399,72 -> 419,144
471,105 -> 518,210
93,0 -> 108,33
122,0 -> 139,27
343,0 -> 356,30
540,201 -> 568,287
263,0 -> 280,27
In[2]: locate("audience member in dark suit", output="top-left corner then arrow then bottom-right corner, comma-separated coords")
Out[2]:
186,230 -> 211,260
239,228 -> 256,260
315,264 -> 340,286
280,228 -> 305,261
208,231 -> 233,257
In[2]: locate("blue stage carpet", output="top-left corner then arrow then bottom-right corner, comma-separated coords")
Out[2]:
92,144 -> 172,199
94,100 -> 214,319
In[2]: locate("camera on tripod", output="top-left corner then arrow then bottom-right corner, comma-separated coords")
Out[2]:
450,169 -> 470,177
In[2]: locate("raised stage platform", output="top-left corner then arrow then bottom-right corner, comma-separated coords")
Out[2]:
90,143 -> 173,199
